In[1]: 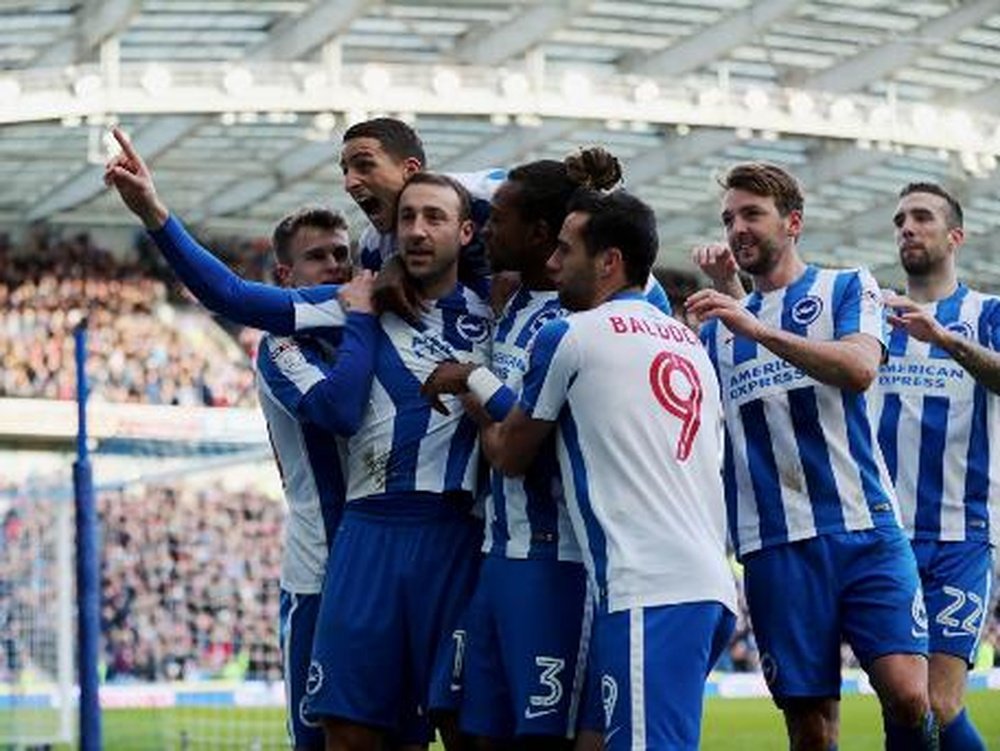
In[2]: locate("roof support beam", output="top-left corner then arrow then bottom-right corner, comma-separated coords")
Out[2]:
622,0 -> 802,76
31,0 -> 140,68
187,139 -> 338,222
453,0 -> 589,66
441,120 -> 577,172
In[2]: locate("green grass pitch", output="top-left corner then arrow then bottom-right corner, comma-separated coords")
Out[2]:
90,692 -> 1000,749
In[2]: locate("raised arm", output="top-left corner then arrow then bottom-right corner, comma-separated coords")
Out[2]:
104,127 -> 343,335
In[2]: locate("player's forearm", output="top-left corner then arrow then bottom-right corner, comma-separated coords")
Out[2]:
754,327 -> 879,392
712,274 -> 746,301
480,422 -> 531,477
150,215 -> 298,334
940,333 -> 1000,395
299,313 -> 378,435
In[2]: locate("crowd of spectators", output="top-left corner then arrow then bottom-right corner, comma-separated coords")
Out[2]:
0,477 -> 283,684
2,475 -> 999,685
0,229 -> 257,407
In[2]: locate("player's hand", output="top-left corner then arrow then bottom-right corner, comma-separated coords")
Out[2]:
685,289 -> 764,339
459,392 -> 493,428
338,270 -> 376,315
103,127 -> 170,230
883,291 -> 948,347
420,361 -> 478,416
692,243 -> 738,286
373,255 -> 426,325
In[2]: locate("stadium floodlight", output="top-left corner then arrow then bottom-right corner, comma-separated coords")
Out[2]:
698,87 -> 725,109
744,87 -> 769,113
73,73 -> 103,98
223,67 -> 253,95
634,79 -> 660,104
361,64 -> 390,93
0,77 -> 21,104
829,97 -> 858,125
912,103 -> 938,136
312,111 -> 337,133
432,68 -> 461,97
787,91 -> 814,117
140,64 -> 172,96
500,71 -> 530,98
560,70 -> 590,98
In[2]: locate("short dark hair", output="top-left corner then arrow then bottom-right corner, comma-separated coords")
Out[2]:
399,172 -> 473,221
566,189 -> 658,287
507,146 -> 622,239
899,182 -> 963,228
720,162 -> 804,216
343,117 -> 426,165
271,207 -> 348,265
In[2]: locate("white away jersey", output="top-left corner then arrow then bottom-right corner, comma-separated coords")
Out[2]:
346,284 -> 493,501
256,334 -> 346,593
873,284 -> 1000,545
520,292 -> 737,614
701,265 -> 899,559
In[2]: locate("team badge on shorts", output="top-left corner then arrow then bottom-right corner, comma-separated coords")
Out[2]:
601,674 -> 618,728
306,660 -> 324,695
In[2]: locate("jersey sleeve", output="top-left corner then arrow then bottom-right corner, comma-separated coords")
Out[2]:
256,312 -> 378,435
150,215 -> 345,334
833,267 -> 886,345
518,318 -> 578,421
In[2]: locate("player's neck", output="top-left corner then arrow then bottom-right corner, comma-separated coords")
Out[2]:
417,268 -> 459,301
754,246 -> 805,293
906,270 -> 958,303
521,263 -> 555,292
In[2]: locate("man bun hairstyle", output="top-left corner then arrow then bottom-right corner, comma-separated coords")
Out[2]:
506,146 -> 623,238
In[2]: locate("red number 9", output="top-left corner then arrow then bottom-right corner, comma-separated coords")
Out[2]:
649,351 -> 703,461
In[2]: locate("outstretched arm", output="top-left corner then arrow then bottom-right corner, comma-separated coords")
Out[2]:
104,127 -> 343,335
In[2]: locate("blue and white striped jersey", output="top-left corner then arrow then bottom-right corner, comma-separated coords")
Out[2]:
873,284 -> 1000,546
257,334 -> 347,594
520,292 -> 737,614
346,286 -> 493,501
150,216 -> 492,502
255,313 -> 379,592
485,287 -> 575,561
701,265 -> 899,559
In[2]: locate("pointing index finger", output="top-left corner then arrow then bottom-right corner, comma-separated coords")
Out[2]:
112,126 -> 140,163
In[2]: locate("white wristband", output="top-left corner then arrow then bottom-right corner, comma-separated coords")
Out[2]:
466,366 -> 504,404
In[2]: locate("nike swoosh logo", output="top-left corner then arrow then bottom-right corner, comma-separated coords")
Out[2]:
524,706 -> 558,720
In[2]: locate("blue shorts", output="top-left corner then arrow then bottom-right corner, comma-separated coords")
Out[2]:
460,556 -> 591,740
912,539 -> 994,665
593,601 -> 734,751
303,498 -> 482,744
744,527 -> 928,704
279,590 -> 324,750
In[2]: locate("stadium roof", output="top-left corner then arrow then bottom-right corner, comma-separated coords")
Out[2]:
1,0 -> 999,289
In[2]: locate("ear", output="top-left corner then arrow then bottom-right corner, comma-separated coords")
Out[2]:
402,157 -> 423,178
785,209 -> 803,239
273,263 -> 292,287
527,219 -> 552,249
601,246 -> 624,278
948,225 -> 965,250
459,218 -> 475,247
